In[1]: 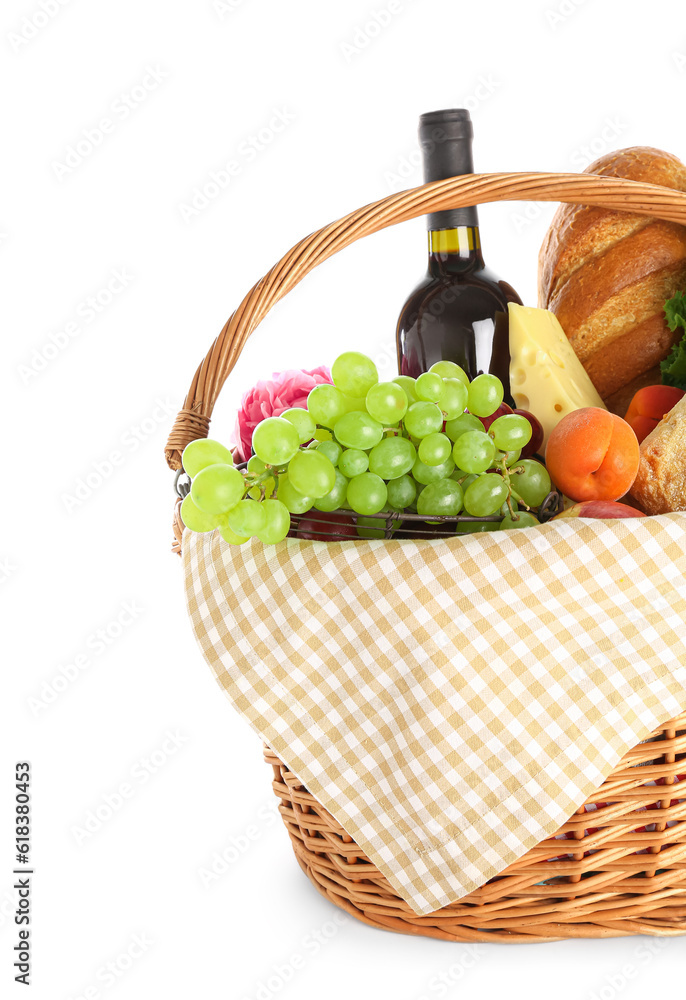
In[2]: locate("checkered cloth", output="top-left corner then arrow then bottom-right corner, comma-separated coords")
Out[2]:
183,512 -> 686,915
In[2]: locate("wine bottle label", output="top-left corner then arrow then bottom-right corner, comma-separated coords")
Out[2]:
429,227 -> 481,255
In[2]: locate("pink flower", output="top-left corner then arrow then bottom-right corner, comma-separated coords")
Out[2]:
234,366 -> 332,462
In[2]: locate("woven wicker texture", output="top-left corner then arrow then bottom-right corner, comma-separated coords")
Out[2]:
165,171 -> 686,469
185,518 -> 686,916
171,170 -> 686,938
265,712 -> 686,942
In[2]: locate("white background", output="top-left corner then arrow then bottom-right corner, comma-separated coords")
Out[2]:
3,1 -> 686,997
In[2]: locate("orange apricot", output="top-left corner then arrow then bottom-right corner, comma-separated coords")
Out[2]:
545,407 -> 640,503
624,384 -> 684,443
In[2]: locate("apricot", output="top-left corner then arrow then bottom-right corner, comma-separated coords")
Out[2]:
545,407 -> 640,503
624,385 -> 684,443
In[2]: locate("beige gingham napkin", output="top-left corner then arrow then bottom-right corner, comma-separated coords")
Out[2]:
183,512 -> 686,915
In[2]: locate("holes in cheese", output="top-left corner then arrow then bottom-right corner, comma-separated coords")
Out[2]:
508,303 -> 606,448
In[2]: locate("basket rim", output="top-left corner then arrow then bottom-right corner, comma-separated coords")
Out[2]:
165,170 -> 686,471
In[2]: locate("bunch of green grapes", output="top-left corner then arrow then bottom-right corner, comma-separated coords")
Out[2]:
180,351 -> 553,545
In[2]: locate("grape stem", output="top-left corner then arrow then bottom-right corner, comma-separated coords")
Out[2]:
509,489 -> 531,511
495,456 -> 532,516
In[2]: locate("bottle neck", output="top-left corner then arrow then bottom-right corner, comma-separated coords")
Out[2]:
427,226 -> 484,276
420,110 -> 477,232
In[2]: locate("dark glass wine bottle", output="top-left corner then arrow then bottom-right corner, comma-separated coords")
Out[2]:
396,109 -> 522,403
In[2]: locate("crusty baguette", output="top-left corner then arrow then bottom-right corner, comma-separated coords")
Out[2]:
538,147 -> 686,399
630,394 -> 686,514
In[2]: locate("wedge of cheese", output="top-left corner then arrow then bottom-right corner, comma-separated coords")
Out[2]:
508,303 -> 606,447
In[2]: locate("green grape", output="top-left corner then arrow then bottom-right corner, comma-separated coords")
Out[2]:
429,360 -> 469,386
347,473 -> 388,515
252,417 -> 300,465
489,414 -> 532,451
338,449 -> 369,477
493,448 -> 522,468
501,511 -> 540,530
191,463 -> 245,514
392,375 -> 418,404
439,378 -> 469,420
467,373 -> 504,418
356,515 -> 388,539
500,498 -> 518,517
368,436 -> 416,479
314,470 -> 349,512
510,459 -> 552,508
340,394 -> 369,414
182,438 -> 234,478
263,477 -> 276,499
418,432 -> 452,466
282,407 -> 317,444
277,474 -> 313,514
365,381 -> 408,424
452,431 -> 496,475
456,520 -> 500,535
454,471 -> 477,490
180,494 -> 223,533
307,384 -> 347,428
314,427 -> 333,442
315,439 -> 342,466
445,412 -> 484,442
403,401 -> 443,439
387,475 -> 416,510
227,499 -> 267,536
463,474 -> 509,516
415,372 -> 443,403
289,450 -> 336,499
333,411 -> 383,450
412,455 -> 455,485
417,480 -> 464,517
331,351 -> 379,397
255,499 -> 291,543
219,523 -> 250,545
247,455 -> 266,475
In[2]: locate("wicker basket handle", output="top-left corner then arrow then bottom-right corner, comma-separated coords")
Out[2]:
165,170 -> 686,470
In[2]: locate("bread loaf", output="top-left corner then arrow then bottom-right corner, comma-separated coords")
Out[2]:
630,394 -> 686,514
538,147 -> 686,400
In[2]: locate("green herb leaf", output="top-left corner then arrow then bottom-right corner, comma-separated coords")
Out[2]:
664,290 -> 686,332
661,292 -> 686,389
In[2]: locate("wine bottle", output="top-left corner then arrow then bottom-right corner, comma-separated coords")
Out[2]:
396,109 -> 522,402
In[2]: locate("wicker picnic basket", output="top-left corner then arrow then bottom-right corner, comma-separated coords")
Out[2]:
167,172 -> 686,941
